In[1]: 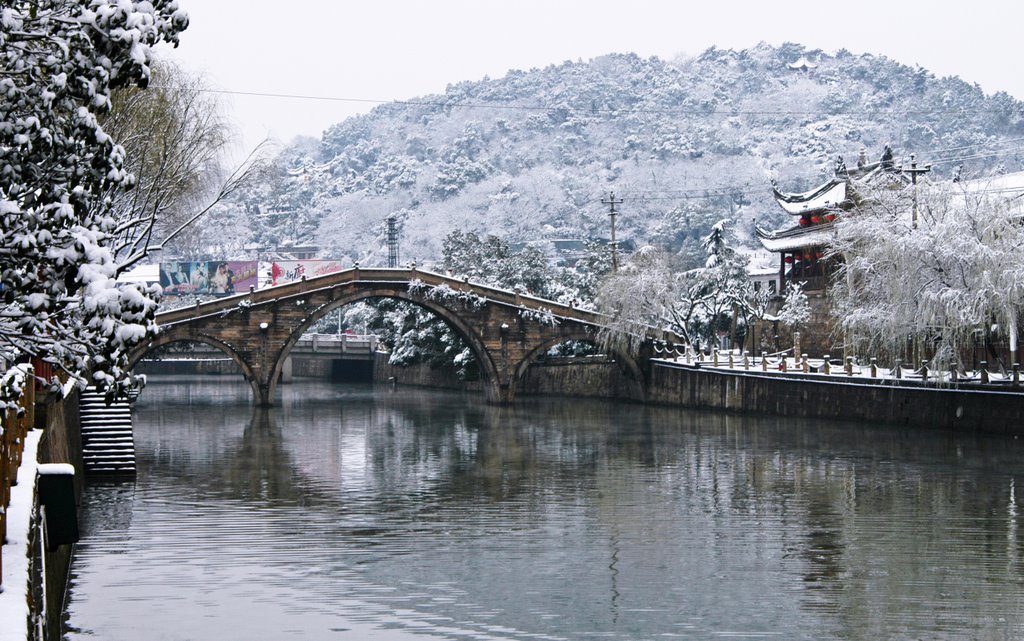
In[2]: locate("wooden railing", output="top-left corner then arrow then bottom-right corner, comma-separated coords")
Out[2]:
0,365 -> 36,588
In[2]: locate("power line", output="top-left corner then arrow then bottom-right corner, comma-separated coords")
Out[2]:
929,135 -> 1024,156
185,87 -> 1023,118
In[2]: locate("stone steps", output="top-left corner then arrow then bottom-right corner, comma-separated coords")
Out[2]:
80,391 -> 136,476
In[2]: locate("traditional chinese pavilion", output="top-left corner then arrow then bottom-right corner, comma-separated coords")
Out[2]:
756,146 -> 908,293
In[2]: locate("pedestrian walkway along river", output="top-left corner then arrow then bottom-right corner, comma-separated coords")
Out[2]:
63,377 -> 1024,640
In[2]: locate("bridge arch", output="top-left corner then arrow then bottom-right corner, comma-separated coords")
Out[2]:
128,331 -> 262,402
264,288 -> 503,404
510,334 -> 646,402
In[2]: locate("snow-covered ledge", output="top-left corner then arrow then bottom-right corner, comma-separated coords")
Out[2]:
0,428 -> 42,641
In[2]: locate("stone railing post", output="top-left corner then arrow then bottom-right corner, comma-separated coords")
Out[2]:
921,360 -> 929,382
980,361 -> 989,384
894,359 -> 902,379
801,353 -> 808,374
713,349 -> 719,367
728,351 -> 734,368
845,356 -> 854,376
1013,363 -> 1020,387
870,357 -> 878,378
761,351 -> 768,372
823,354 -> 830,375
743,350 -> 749,370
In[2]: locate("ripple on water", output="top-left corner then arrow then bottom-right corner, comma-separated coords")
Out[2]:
64,378 -> 1024,641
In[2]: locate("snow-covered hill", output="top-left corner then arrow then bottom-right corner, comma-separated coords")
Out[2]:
200,43 -> 1024,266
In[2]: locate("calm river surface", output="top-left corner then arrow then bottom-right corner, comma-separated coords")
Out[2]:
64,376 -> 1024,640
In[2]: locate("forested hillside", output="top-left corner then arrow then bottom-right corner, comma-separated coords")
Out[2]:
198,42 -> 1024,266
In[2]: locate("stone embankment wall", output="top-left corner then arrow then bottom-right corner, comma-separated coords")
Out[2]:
137,357 -> 371,380
136,358 -> 239,376
373,353 -> 483,393
518,358 -> 637,399
647,361 -> 1023,433
29,389 -> 83,641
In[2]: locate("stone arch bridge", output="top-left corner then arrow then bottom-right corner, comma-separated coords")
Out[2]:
135,268 -> 652,405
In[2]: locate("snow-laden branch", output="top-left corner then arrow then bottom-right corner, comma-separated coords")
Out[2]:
830,180 -> 1024,369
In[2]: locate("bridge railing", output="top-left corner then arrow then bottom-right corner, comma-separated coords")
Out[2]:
651,345 -> 1024,390
0,364 -> 35,588
153,267 -> 609,328
293,333 -> 379,355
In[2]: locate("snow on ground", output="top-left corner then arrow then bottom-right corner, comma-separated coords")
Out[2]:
0,429 -> 41,641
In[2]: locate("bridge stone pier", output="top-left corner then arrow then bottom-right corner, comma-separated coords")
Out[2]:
134,268 -> 648,406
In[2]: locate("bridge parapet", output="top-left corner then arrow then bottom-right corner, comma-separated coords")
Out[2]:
154,268 -> 607,329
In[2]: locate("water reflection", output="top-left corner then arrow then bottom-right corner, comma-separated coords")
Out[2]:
64,377 -> 1024,640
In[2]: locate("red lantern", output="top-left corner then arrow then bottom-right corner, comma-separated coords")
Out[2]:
810,215 -> 822,224
824,213 -> 836,222
784,256 -> 794,264
816,251 -> 824,259
798,217 -> 808,226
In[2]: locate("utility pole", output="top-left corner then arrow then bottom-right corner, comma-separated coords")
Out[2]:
898,153 -> 932,229
601,192 -> 623,272
386,216 -> 400,268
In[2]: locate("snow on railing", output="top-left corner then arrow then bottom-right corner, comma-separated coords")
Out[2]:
650,345 -> 1023,388
518,306 -> 560,327
407,279 -> 487,310
1,364 -> 36,589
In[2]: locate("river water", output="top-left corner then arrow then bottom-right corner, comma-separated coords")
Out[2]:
63,376 -> 1024,640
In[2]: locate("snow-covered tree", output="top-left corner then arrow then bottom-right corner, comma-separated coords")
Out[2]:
0,0 -> 188,407
596,246 -> 682,352
774,280 -> 811,328
597,221 -> 755,352
100,61 -> 238,259
830,179 -> 1024,369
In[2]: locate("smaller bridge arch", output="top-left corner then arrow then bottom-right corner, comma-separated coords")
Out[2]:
510,334 -> 647,402
129,331 -> 261,401
263,288 -> 503,404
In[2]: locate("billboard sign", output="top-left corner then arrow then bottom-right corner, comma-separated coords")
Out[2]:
159,261 -> 259,296
270,260 -> 345,286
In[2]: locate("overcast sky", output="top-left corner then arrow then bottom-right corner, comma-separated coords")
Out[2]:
162,0 -> 1024,162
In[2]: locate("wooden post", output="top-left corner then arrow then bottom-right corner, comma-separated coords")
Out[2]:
980,361 -> 989,384
921,360 -> 929,382
1013,363 -> 1020,387
870,357 -> 877,378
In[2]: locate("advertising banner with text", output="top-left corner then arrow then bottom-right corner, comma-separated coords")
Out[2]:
270,260 -> 345,286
